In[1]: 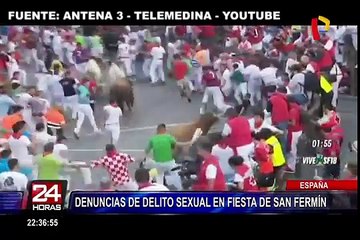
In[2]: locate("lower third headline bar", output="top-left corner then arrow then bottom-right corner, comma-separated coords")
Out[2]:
69,192 -> 336,214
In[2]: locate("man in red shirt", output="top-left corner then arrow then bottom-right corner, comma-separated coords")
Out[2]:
222,108 -> 254,164
253,135 -> 275,190
192,140 -> 227,191
201,66 -> 231,115
266,86 -> 290,154
322,125 -> 344,179
246,26 -> 264,52
286,100 -> 303,172
173,54 -> 191,103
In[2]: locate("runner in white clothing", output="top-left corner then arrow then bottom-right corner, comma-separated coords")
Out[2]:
150,38 -> 166,84
104,99 -> 123,145
118,37 -> 133,77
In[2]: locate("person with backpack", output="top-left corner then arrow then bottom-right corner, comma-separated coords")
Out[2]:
287,64 -> 309,106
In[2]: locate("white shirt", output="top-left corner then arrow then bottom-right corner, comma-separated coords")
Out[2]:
151,46 -> 166,60
118,43 -> 130,58
221,69 -> 232,90
211,145 -> 234,176
16,92 -> 32,108
167,42 -> 175,57
324,39 -> 334,51
8,135 -> 33,167
123,34 -> 130,44
260,67 -> 279,86
139,183 -> 169,191
248,117 -> 281,134
285,58 -> 299,76
43,29 -> 52,45
104,105 -> 123,125
7,41 -> 16,53
62,41 -> 75,52
206,164 -> 217,180
128,32 -> 138,41
0,171 -> 28,191
54,143 -> 69,164
243,64 -> 261,85
33,131 -> 56,154
186,26 -> 193,34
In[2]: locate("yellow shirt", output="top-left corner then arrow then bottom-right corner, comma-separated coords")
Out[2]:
266,136 -> 286,167
194,49 -> 210,66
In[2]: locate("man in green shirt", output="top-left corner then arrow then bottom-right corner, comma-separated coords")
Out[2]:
145,123 -> 192,184
37,142 -> 64,180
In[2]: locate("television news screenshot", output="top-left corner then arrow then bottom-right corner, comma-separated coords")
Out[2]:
0,5 -> 357,230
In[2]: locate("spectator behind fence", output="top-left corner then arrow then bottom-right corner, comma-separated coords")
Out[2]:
135,168 -> 169,191
0,158 -> 28,191
0,149 -> 11,174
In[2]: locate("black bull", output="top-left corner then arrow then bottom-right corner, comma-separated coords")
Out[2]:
109,79 -> 135,112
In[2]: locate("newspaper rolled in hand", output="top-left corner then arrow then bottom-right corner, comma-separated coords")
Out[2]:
191,128 -> 203,144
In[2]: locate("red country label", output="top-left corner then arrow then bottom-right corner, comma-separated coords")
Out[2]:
286,180 -> 358,191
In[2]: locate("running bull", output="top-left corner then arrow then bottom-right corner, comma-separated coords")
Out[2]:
109,78 -> 135,113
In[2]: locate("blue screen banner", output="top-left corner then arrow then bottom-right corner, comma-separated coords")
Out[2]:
68,192 -> 353,214
0,192 -> 23,214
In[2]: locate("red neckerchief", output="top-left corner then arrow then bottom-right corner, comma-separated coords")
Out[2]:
111,103 -> 118,107
255,118 -> 263,129
12,132 -> 22,139
138,182 -> 155,190
217,143 -> 228,149
106,150 -> 117,158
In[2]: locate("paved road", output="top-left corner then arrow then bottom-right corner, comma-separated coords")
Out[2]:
22,60 -> 358,190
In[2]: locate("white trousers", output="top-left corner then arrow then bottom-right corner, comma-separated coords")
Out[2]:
105,124 -> 120,144
150,59 -> 165,83
192,67 -> 203,91
288,130 -> 302,171
234,82 -> 248,104
142,58 -> 152,77
332,80 -> 341,108
201,86 -> 231,114
74,104 -> 99,134
120,58 -> 133,76
75,62 -> 87,75
22,108 -> 35,132
145,159 -> 178,185
248,83 -> 262,106
235,142 -> 255,164
23,48 -> 39,66
64,95 -> 79,119
64,49 -> 75,65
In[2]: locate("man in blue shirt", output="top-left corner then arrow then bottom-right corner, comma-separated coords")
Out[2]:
73,79 -> 99,139
0,86 -> 16,117
0,149 -> 11,173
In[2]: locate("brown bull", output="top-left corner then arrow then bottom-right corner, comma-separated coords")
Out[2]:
168,113 -> 219,142
168,113 -> 219,159
109,78 -> 135,113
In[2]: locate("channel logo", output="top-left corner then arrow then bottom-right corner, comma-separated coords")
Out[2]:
311,16 -> 330,41
28,180 -> 67,211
